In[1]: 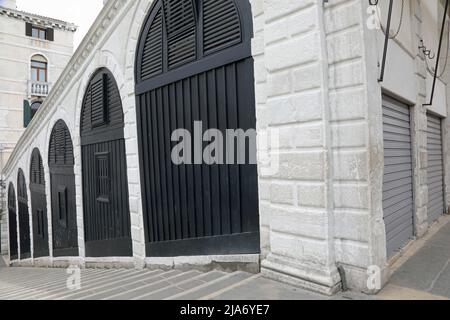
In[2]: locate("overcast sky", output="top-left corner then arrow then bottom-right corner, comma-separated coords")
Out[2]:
16,0 -> 104,50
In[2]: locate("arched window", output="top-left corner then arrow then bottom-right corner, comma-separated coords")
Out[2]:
136,0 -> 251,85
30,100 -> 42,119
17,169 -> 31,259
80,68 -> 132,258
31,55 -> 48,82
30,148 -> 49,258
49,120 -> 78,257
8,183 -> 18,260
135,0 -> 259,257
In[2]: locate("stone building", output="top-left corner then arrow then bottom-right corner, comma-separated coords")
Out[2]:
1,0 -> 450,295
0,0 -> 76,242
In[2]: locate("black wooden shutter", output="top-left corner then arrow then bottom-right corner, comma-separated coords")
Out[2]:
163,0 -> 196,69
58,186 -> 68,227
23,100 -> 31,128
26,22 -> 32,36
90,74 -> 108,127
46,28 -> 54,41
141,7 -> 163,80
202,0 -> 242,55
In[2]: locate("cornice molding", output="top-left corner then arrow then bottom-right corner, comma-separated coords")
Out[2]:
2,0 -> 131,176
0,6 -> 77,31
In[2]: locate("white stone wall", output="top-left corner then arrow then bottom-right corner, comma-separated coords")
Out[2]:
255,0 -> 340,295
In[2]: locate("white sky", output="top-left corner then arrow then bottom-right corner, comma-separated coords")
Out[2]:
16,0 -> 104,50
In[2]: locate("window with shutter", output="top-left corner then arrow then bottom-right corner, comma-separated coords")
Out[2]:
58,186 -> 68,228
163,0 -> 197,69
49,120 -> 74,166
141,7 -> 163,80
95,152 -> 110,203
90,74 -> 108,127
137,0 -> 246,84
203,0 -> 241,55
46,28 -> 54,41
30,149 -> 45,186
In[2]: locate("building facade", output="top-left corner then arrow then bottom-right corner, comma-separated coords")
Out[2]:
1,0 -> 450,295
0,0 -> 76,252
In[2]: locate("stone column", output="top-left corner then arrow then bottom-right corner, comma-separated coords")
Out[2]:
254,0 -> 340,295
410,0 -> 429,237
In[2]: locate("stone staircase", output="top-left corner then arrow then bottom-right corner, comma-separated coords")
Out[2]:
0,267 -> 259,300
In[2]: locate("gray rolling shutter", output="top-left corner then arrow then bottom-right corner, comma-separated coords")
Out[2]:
382,96 -> 414,258
427,114 -> 445,224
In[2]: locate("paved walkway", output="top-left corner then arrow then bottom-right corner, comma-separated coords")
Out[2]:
0,261 -> 328,300
0,258 -> 373,300
378,218 -> 450,300
1,218 -> 448,300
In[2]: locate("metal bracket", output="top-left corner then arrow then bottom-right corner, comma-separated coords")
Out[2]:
378,0 -> 394,82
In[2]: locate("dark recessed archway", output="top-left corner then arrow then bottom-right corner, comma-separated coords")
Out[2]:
17,169 -> 31,259
80,68 -> 132,257
30,148 -> 49,258
135,0 -> 259,257
8,183 -> 18,260
49,120 -> 79,257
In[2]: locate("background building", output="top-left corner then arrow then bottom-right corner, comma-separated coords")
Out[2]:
0,0 -> 76,253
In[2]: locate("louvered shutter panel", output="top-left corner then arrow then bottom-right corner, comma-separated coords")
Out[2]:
141,8 -> 163,80
26,22 -> 32,36
55,124 -> 66,164
39,154 -> 44,185
23,100 -> 31,128
203,0 -> 241,55
90,74 -> 108,127
46,28 -> 54,41
163,0 -> 196,69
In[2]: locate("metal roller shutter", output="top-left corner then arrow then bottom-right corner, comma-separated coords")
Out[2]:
382,96 -> 414,258
427,114 -> 445,224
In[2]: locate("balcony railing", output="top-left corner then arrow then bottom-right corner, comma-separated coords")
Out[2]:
28,80 -> 51,97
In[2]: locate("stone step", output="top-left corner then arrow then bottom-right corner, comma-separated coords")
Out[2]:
56,269 -> 158,300
133,270 -> 229,300
13,269 -> 127,300
0,269 -> 106,298
165,271 -> 254,300
74,269 -> 167,300
36,269 -> 138,300
106,270 -> 205,300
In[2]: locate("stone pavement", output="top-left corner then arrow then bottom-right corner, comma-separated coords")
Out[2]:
1,218 -> 448,300
0,258 -> 374,300
0,266 -> 323,300
378,218 -> 450,300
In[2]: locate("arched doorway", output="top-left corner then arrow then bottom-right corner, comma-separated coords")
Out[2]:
49,120 -> 78,256
135,0 -> 259,256
17,169 -> 31,259
30,148 -> 49,258
8,183 -> 18,260
80,68 -> 132,257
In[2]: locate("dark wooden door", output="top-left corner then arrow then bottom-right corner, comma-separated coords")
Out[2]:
30,148 -> 49,258
135,0 -> 259,256
49,120 -> 78,257
8,183 -> 18,260
81,68 -> 132,257
17,169 -> 31,259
